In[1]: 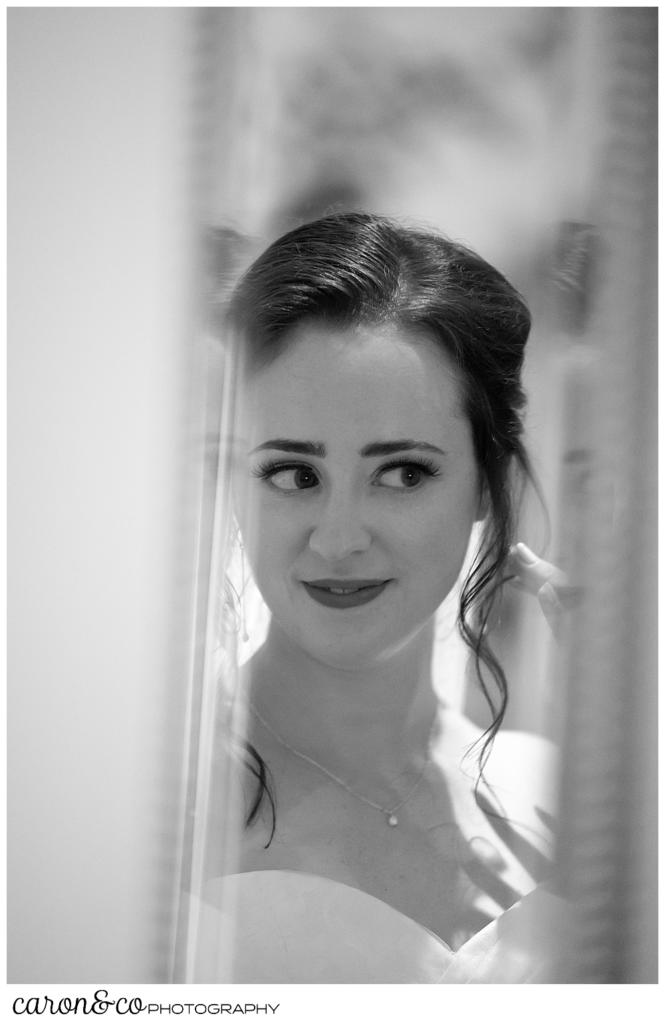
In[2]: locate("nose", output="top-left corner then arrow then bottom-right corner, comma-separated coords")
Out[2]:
308,492 -> 372,562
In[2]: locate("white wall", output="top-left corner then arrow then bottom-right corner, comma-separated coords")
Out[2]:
8,9 -> 195,981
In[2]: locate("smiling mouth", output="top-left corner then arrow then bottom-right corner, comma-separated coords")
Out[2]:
302,579 -> 391,609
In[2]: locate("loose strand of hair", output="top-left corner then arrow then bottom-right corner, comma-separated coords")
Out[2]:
234,738 -> 277,848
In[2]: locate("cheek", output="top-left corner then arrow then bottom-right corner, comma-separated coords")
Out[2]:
242,498 -> 302,578
403,498 -> 476,590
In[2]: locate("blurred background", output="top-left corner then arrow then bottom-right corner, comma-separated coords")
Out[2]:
8,7 -> 656,984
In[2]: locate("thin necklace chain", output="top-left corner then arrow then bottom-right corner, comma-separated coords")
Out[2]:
248,700 -> 436,827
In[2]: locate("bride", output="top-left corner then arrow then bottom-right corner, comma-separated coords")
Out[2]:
195,212 -> 568,983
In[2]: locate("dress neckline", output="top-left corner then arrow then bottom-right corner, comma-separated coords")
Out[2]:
201,868 -> 566,982
220,866 -> 535,954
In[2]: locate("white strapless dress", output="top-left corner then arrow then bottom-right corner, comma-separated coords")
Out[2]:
191,870 -> 568,983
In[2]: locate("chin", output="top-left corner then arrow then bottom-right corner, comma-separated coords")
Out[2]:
288,620 -> 433,672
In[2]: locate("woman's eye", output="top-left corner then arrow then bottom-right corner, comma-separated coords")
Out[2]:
376,463 -> 429,490
264,465 -> 319,492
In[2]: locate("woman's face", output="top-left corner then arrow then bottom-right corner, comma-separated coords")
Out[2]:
234,321 -> 484,669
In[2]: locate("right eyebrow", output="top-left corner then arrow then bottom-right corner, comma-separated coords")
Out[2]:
249,439 -> 326,457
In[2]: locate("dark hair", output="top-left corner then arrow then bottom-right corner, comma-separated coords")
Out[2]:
224,212 -> 533,839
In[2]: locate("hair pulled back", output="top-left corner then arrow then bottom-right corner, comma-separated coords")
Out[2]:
225,212 -> 533,837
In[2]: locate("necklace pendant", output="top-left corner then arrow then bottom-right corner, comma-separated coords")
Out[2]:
387,813 -> 398,827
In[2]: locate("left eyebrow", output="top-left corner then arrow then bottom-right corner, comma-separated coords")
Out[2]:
360,440 -> 446,457
249,439 -> 326,457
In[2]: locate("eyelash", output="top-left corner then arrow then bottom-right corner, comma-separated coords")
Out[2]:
251,457 -> 441,490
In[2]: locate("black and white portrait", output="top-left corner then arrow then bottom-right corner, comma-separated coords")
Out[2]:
8,6 -> 657,1004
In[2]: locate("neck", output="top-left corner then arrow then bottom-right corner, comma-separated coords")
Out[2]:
247,619 -> 441,794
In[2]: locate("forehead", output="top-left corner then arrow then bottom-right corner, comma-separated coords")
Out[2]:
238,322 -> 469,447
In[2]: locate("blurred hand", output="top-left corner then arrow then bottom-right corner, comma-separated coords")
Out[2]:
506,542 -> 581,636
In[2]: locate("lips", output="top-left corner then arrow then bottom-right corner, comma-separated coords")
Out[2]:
302,578 -> 391,609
